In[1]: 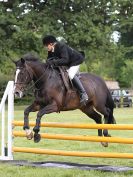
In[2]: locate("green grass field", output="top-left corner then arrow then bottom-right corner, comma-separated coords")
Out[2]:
1,106 -> 133,177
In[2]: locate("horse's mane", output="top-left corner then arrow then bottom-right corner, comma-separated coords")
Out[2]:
22,53 -> 49,70
23,53 -> 40,62
22,53 -> 59,73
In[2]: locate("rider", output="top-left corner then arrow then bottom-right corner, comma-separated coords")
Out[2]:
42,35 -> 89,105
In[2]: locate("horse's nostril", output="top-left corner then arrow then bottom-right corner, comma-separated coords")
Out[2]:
15,91 -> 20,97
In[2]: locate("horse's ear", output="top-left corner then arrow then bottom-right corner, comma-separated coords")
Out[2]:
79,51 -> 85,57
21,58 -> 25,64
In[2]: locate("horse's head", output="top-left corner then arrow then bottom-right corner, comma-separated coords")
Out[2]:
14,58 -> 33,98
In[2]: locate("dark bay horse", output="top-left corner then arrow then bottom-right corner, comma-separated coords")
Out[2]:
14,54 -> 116,147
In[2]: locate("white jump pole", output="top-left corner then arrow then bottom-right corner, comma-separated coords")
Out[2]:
1,104 -> 5,157
0,81 -> 14,160
8,81 -> 14,160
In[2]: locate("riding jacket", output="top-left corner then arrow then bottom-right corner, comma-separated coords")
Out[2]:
47,42 -> 84,67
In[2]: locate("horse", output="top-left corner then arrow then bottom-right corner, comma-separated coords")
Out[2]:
13,54 -> 116,147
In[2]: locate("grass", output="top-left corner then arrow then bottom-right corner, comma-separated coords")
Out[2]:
1,106 -> 133,176
1,165 -> 132,177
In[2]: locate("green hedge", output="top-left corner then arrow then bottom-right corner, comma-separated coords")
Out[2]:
0,73 -> 34,105
0,72 -> 11,91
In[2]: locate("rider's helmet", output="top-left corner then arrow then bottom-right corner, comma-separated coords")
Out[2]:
42,35 -> 57,46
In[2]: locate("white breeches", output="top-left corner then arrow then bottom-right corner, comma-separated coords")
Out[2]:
67,65 -> 80,80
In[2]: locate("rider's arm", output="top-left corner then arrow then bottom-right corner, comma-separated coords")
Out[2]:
53,45 -> 70,66
47,51 -> 54,59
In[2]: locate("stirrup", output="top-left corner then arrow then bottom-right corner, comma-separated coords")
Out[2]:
80,93 -> 89,105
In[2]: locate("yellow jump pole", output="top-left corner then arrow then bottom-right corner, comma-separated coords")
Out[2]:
13,121 -> 133,130
13,147 -> 133,159
13,131 -> 133,144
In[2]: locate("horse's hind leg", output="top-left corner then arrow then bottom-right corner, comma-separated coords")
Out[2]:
81,107 -> 108,147
103,107 -> 116,137
96,106 -> 111,138
103,107 -> 112,138
81,106 -> 103,137
109,109 -> 116,124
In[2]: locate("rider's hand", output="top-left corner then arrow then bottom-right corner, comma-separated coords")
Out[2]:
46,59 -> 57,66
47,57 -> 55,61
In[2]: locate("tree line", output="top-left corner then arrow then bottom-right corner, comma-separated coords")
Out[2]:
0,0 -> 133,88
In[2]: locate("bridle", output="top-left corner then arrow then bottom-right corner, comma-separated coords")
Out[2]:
14,66 -> 33,85
14,63 -> 50,91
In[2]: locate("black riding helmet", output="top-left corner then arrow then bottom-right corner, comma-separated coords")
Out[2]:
42,35 -> 57,46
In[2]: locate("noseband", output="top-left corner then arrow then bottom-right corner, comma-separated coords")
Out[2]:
14,65 -> 33,86
15,63 -> 50,91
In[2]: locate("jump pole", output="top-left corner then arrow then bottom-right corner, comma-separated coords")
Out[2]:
0,81 -> 14,160
1,81 -> 133,160
12,147 -> 133,159
13,121 -> 133,130
13,131 -> 133,144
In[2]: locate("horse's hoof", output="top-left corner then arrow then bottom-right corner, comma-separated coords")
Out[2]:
34,133 -> 41,143
101,142 -> 108,147
25,129 -> 33,140
107,134 -> 111,137
33,126 -> 40,134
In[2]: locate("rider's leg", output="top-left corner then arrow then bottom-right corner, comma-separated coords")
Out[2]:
72,75 -> 89,104
67,65 -> 89,104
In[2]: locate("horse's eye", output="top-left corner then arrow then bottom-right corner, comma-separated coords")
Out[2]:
20,70 -> 25,75
21,72 -> 24,75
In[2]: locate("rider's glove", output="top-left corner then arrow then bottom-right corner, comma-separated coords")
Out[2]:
46,59 -> 57,66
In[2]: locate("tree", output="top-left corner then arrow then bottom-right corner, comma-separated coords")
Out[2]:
0,0 -> 132,87
113,0 -> 133,86
116,0 -> 133,59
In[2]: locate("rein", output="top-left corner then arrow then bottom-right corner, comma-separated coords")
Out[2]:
15,63 -> 50,92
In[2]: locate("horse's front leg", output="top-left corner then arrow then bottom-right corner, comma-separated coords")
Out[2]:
33,101 -> 58,143
23,102 -> 40,140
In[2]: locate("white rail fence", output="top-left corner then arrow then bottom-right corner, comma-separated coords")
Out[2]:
0,81 -> 14,160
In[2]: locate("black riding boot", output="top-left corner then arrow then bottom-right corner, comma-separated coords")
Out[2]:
72,76 -> 89,105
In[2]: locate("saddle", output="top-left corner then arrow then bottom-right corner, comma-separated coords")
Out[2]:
57,66 -> 80,107
58,66 -> 72,91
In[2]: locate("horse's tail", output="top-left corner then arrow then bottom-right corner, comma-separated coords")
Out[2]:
106,90 -> 116,124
